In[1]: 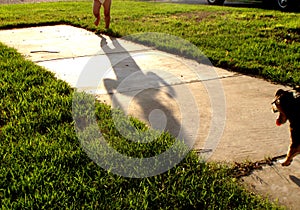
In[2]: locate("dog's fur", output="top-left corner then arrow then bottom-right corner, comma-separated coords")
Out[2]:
272,87 -> 300,166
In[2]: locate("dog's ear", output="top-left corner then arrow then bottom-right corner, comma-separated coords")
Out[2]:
275,89 -> 285,97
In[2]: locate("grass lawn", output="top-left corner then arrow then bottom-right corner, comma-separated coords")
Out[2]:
1,0 -> 298,209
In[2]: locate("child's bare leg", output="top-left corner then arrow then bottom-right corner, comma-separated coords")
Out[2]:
103,0 -> 111,29
93,0 -> 101,26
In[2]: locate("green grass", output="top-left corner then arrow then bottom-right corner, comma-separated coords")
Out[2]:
0,0 -> 299,85
0,0 -> 297,208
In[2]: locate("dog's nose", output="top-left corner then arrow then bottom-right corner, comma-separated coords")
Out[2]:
272,103 -> 278,113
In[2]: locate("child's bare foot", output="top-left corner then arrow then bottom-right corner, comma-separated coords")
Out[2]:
94,16 -> 100,26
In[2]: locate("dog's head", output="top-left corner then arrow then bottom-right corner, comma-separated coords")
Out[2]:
272,88 -> 300,126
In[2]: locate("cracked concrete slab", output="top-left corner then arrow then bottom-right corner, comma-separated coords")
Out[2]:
0,25 -> 153,62
0,24 -> 299,209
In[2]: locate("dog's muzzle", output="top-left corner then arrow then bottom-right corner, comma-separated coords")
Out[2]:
271,101 -> 278,113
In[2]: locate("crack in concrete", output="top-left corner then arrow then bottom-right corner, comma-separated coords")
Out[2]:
34,48 -> 156,63
93,74 -> 241,96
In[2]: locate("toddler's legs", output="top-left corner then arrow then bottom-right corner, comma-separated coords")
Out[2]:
103,0 -> 111,29
93,0 -> 101,26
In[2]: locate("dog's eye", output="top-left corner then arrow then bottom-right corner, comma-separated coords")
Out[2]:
271,99 -> 280,105
273,99 -> 280,105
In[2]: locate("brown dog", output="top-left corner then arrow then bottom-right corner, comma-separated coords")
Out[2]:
272,88 -> 300,166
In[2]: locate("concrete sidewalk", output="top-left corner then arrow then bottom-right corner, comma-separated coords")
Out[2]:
1,25 -> 299,209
